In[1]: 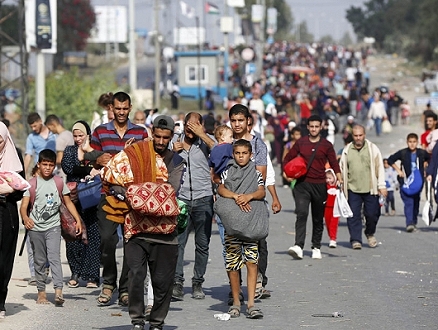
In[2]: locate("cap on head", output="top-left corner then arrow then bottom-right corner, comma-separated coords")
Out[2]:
153,115 -> 175,131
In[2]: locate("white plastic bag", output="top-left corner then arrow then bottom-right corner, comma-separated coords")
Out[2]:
422,180 -> 434,226
333,189 -> 353,218
382,119 -> 392,133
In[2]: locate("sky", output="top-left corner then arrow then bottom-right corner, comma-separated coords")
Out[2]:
89,0 -> 366,46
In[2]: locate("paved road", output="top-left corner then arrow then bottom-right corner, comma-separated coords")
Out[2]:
2,117 -> 438,330
3,55 -> 438,329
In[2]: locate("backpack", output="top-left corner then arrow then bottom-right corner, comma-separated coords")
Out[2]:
28,176 -> 88,243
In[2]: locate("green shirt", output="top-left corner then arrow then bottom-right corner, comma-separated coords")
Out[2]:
347,142 -> 371,193
23,176 -> 69,232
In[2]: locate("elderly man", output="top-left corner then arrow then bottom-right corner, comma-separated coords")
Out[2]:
340,125 -> 387,249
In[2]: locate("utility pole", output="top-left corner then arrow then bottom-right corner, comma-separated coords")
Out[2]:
129,0 -> 137,91
154,0 -> 160,110
255,0 -> 265,77
196,16 -> 202,110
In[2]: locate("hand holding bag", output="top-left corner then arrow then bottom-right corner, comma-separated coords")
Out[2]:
333,188 -> 353,218
77,176 -> 102,210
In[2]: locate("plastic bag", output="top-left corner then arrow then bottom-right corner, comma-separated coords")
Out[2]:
333,189 -> 353,218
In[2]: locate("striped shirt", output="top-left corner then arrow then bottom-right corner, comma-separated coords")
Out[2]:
90,120 -> 148,155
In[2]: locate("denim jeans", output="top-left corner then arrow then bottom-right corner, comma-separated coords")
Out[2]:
347,190 -> 380,243
400,190 -> 420,226
374,118 -> 382,136
175,195 -> 213,285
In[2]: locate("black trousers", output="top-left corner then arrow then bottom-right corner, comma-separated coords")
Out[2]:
258,238 -> 268,287
292,181 -> 327,249
0,202 -> 19,311
97,195 -> 129,295
125,237 -> 178,328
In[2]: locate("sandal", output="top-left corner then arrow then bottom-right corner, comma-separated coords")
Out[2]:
246,306 -> 263,319
55,295 -> 65,307
145,304 -> 152,321
97,285 -> 115,306
227,305 -> 241,318
260,288 -> 271,299
118,293 -> 129,307
68,274 -> 79,288
86,281 -> 98,288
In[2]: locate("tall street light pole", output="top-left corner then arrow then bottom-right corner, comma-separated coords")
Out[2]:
154,0 -> 161,110
129,0 -> 137,91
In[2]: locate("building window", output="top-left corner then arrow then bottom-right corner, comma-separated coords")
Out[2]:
185,65 -> 208,84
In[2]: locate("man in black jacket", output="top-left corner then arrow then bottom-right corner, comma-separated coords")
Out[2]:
388,133 -> 429,233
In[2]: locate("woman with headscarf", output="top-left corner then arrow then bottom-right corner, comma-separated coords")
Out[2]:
0,121 -> 25,319
61,121 -> 101,288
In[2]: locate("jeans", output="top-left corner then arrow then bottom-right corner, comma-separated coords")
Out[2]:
292,181 -> 327,249
347,190 -> 380,243
400,190 -> 420,226
175,195 -> 213,285
385,190 -> 395,213
374,118 -> 382,136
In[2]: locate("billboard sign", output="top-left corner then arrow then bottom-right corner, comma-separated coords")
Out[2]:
88,6 -> 128,43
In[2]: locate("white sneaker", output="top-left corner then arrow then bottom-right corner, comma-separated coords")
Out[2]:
312,248 -> 322,259
288,245 -> 303,259
329,240 -> 337,248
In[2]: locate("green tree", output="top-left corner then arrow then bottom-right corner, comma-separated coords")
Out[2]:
340,32 -> 354,46
28,68 -> 117,129
296,21 -> 314,43
346,0 -> 438,63
320,35 -> 335,44
55,0 -> 96,67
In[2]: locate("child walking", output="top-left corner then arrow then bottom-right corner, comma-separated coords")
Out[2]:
324,169 -> 339,248
383,158 -> 397,215
387,133 -> 429,232
20,149 -> 82,306
215,139 -> 267,319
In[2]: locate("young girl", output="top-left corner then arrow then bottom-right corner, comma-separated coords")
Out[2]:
324,168 -> 339,248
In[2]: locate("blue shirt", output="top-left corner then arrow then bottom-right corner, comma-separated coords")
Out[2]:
25,131 -> 57,164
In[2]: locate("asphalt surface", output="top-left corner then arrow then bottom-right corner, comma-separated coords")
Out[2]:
2,55 -> 438,329
2,116 -> 438,330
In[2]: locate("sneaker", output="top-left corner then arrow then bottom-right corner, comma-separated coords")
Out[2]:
406,225 -> 415,233
172,282 -> 184,301
329,240 -> 337,248
287,245 -> 303,259
191,282 -> 205,299
352,241 -> 362,250
0,311 -> 5,319
311,248 -> 322,259
366,235 -> 377,248
131,324 -> 144,330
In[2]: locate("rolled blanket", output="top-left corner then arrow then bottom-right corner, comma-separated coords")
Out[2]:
214,159 -> 269,241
